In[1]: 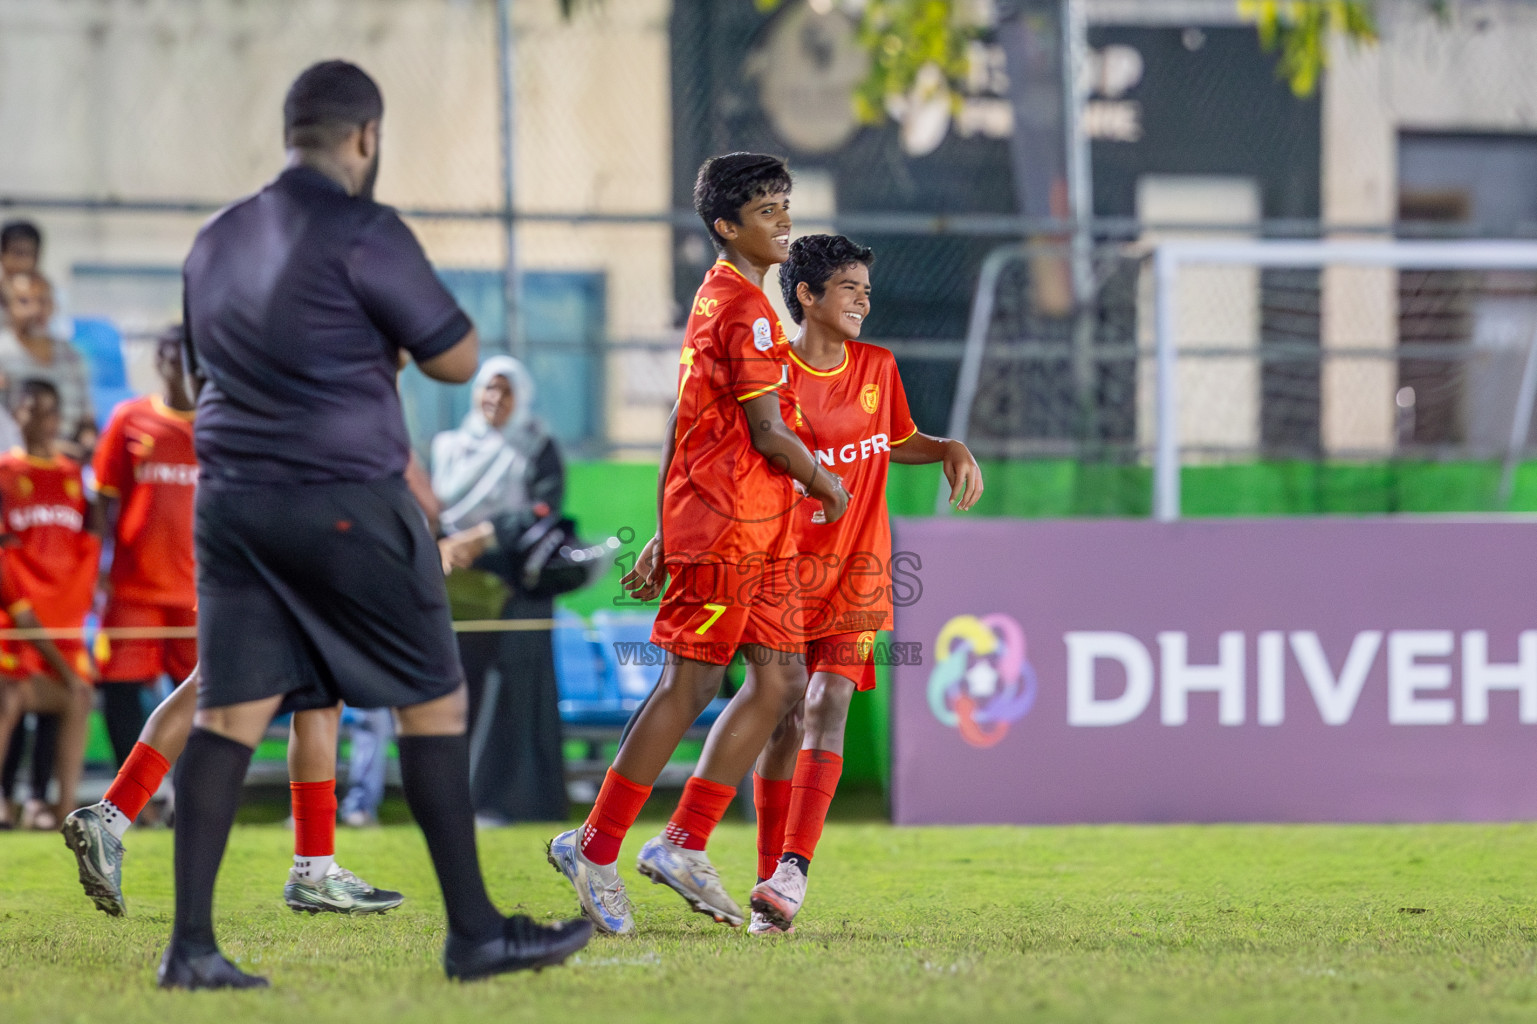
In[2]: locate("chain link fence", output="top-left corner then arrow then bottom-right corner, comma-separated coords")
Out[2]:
14,0 -> 1537,492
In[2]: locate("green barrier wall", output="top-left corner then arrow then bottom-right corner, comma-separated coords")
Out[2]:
557,456 -> 1537,792
83,458 -> 1537,782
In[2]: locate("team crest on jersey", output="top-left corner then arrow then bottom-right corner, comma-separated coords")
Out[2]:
16,476 -> 31,497
859,383 -> 880,414
856,630 -> 877,662
753,317 -> 773,352
64,479 -> 80,499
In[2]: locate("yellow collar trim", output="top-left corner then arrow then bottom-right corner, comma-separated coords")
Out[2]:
788,342 -> 849,377
150,395 -> 196,422
13,447 -> 59,468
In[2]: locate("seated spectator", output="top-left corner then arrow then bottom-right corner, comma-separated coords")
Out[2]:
0,220 -> 41,281
0,272 -> 94,458
0,379 -> 102,825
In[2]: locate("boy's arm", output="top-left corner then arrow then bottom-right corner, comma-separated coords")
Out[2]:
891,432 -> 984,511
11,604 -> 88,694
86,494 -> 108,537
741,391 -> 849,521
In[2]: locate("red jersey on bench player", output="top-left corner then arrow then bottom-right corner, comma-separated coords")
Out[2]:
785,341 -> 915,690
0,449 -> 100,680
92,394 -> 198,682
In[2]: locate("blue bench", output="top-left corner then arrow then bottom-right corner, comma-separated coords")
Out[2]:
556,609 -> 733,794
72,318 -> 137,429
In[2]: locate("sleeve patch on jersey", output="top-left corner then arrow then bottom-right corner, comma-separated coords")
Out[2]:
752,317 -> 773,352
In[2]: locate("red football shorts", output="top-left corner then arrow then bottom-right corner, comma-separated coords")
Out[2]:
651,560 -> 803,665
97,601 -> 198,683
1,635 -> 93,683
806,629 -> 878,691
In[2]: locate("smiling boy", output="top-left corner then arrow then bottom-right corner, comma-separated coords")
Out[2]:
548,153 -> 849,935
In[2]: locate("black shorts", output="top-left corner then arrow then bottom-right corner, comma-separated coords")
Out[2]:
195,475 -> 463,712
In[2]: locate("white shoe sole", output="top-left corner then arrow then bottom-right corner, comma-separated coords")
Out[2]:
748,886 -> 800,931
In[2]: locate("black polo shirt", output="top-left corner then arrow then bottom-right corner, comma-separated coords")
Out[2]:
183,166 -> 470,485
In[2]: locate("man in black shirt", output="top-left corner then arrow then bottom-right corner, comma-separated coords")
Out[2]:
162,60 -> 592,990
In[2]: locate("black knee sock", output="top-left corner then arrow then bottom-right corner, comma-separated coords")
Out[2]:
2,717 -> 27,799
30,714 -> 59,799
103,684 -> 151,767
170,728 -> 253,956
397,733 -> 502,942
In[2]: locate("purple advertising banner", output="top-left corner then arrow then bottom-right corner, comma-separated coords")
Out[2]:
890,517 -> 1537,825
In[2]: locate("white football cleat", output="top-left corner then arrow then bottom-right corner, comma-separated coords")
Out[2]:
546,828 -> 635,935
635,834 -> 743,926
749,859 -> 807,931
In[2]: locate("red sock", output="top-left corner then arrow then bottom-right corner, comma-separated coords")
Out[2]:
783,749 -> 843,863
102,741 -> 170,822
581,768 -> 652,866
664,776 -> 737,851
290,780 -> 337,858
753,773 -> 792,881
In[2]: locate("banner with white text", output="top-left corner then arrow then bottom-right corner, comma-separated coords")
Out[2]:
890,517 -> 1537,824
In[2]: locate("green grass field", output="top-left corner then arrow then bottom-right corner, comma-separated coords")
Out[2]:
6,820 -> 1537,1022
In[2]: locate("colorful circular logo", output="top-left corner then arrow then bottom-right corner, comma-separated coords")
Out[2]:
926,613 -> 1036,748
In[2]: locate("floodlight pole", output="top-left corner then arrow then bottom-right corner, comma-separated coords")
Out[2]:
496,0 -> 523,358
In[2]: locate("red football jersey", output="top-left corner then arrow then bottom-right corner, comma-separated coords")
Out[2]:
93,395 -> 197,608
662,260 -> 798,564
786,341 -> 917,636
0,451 -> 100,628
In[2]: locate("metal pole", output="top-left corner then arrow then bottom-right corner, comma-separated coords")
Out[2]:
939,244 -> 1024,514
1499,326 -> 1537,506
496,0 -> 521,358
1061,0 -> 1097,441
1153,246 -> 1180,522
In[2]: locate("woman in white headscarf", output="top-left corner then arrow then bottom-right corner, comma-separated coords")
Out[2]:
430,356 -> 568,824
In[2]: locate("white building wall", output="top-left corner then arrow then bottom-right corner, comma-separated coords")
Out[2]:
0,0 -> 673,445
1322,0 -> 1537,456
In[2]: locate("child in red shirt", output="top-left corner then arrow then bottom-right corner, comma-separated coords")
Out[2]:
92,330 -> 198,764
748,235 -> 982,933
0,378 -> 102,823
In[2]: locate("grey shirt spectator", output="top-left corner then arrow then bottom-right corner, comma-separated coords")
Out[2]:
0,272 -> 94,444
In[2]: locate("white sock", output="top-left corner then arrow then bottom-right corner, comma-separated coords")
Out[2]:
97,800 -> 132,840
293,854 -> 334,883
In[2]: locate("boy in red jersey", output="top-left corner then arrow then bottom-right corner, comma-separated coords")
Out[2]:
548,153 -> 849,935
92,329 -> 199,767
62,333 -> 402,919
746,235 -> 982,933
0,378 -> 102,824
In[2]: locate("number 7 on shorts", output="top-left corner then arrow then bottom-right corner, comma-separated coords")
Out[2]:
694,603 -> 727,635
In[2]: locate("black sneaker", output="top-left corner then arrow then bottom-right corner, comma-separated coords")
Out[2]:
157,947 -> 270,990
443,915 -> 594,981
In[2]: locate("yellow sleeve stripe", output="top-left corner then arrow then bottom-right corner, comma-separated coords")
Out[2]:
96,484 -> 120,497
7,599 -> 31,616
892,426 -> 920,446
735,382 -> 783,402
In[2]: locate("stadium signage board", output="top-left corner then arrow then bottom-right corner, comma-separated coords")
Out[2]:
891,517 -> 1537,824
